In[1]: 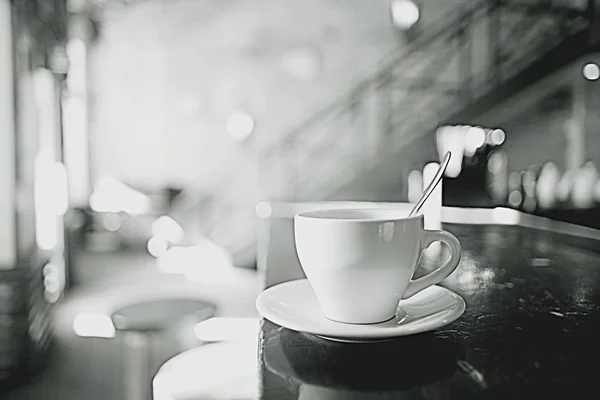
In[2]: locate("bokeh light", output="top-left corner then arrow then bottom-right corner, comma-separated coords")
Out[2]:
464,126 -> 486,156
583,62 -> 600,81
227,112 -> 255,140
255,202 -> 272,219
490,129 -> 506,145
147,237 -> 169,257
391,0 -> 420,31
152,215 -> 184,244
73,313 -> 115,338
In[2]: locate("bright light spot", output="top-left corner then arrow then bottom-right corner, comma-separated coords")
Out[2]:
490,129 -> 506,145
72,313 -> 115,338
63,96 -> 89,207
89,193 -> 113,213
508,191 -> 523,208
42,261 -> 63,300
227,112 -> 254,140
487,153 -> 509,202
66,39 -> 87,94
491,207 -> 521,224
147,237 -> 168,258
33,69 -> 66,217
63,39 -> 89,209
156,241 -> 233,280
255,202 -> 272,219
102,213 -> 122,232
522,170 -> 536,196
572,167 -> 595,209
35,159 -> 69,214
52,162 -> 69,215
49,46 -> 69,74
121,196 -> 152,214
44,289 -> 60,304
464,126 -> 486,156
34,152 -> 69,250
152,216 -> 184,244
481,269 -> 495,281
35,215 -> 57,251
43,263 -> 59,278
32,64 -> 53,104
35,225 -> 57,252
183,242 -> 234,283
487,153 -> 504,174
436,126 -> 465,178
90,177 -> 151,214
457,269 -> 477,290
391,0 -> 420,31
194,318 -> 259,342
44,276 -> 60,293
583,63 -> 600,81
407,170 -> 423,203
556,170 -> 574,202
537,162 -> 559,210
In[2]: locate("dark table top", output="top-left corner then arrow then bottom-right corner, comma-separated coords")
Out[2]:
259,224 -> 600,399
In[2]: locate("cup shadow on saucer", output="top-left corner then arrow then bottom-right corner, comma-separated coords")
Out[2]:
263,327 -> 465,393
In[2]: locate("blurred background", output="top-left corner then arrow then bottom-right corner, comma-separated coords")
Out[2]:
1,0 -> 600,398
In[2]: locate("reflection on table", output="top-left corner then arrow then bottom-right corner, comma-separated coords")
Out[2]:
260,223 -> 600,399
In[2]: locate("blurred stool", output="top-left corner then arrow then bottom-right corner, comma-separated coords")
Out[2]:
112,299 -> 216,400
153,318 -> 259,400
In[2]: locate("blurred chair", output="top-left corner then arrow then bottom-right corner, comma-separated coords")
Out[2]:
256,201 -> 413,288
111,299 -> 216,400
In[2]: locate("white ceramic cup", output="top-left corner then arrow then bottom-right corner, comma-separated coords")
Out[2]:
294,208 -> 461,324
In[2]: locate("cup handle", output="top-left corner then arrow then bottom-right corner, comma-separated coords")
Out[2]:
401,230 -> 462,299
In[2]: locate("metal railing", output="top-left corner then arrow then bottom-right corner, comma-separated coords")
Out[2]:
175,0 -> 592,264
260,0 -> 590,200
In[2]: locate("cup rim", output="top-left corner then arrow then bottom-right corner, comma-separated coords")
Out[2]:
295,208 -> 424,223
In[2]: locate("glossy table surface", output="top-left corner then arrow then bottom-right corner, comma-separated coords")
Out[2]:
259,223 -> 600,399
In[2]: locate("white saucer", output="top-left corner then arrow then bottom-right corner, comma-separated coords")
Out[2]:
255,279 -> 465,342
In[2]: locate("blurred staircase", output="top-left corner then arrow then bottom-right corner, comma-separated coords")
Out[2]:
173,0 -> 594,267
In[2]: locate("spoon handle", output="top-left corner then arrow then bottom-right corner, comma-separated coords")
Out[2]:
408,152 -> 452,217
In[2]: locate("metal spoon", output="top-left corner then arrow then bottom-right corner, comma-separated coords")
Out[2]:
408,151 -> 451,217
